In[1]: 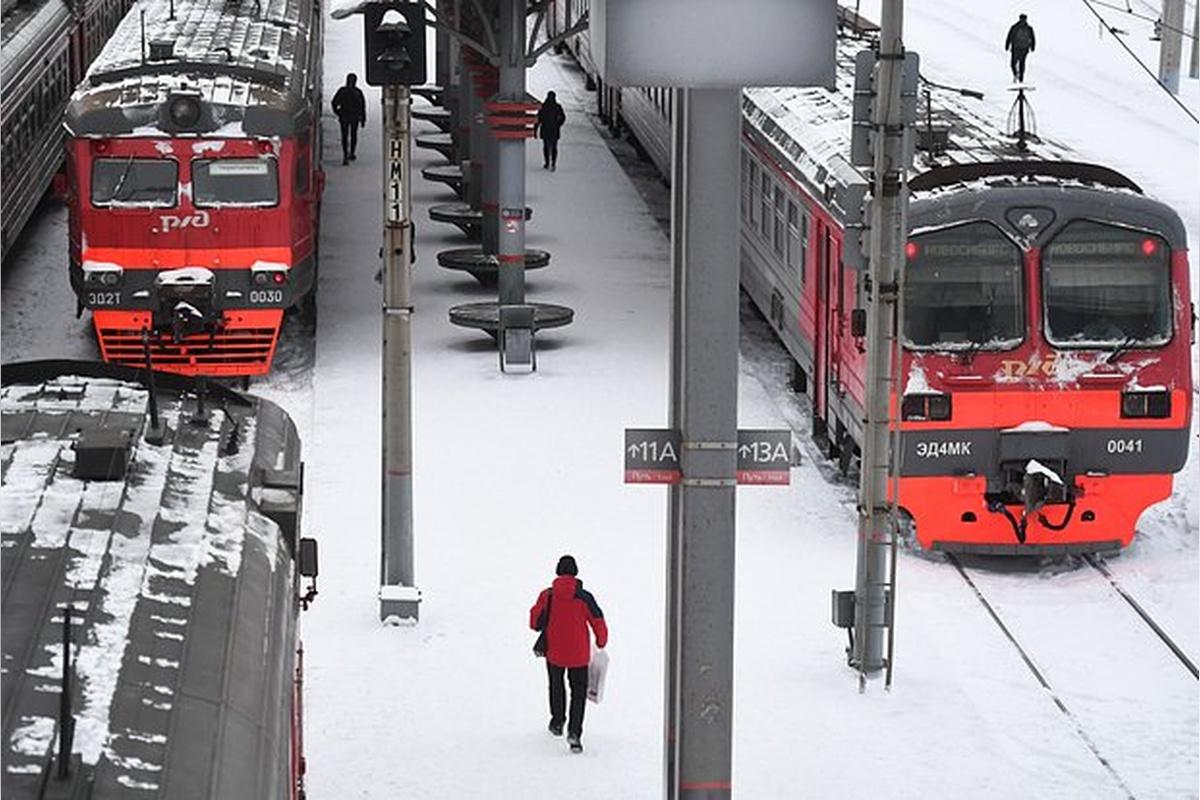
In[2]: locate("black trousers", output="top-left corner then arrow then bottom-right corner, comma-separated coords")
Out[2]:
1010,49 -> 1029,82
542,137 -> 559,167
546,662 -> 588,737
339,119 -> 358,159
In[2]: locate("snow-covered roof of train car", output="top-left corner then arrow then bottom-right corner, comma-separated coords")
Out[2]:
1,0 -> 72,89
1,362 -> 303,798
742,30 -> 1080,206
65,0 -> 319,137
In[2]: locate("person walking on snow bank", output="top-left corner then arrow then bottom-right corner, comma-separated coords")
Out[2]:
534,91 -> 566,171
332,73 -> 366,165
529,555 -> 607,753
1005,13 -> 1036,83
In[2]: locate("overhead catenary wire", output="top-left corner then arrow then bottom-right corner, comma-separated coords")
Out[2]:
1090,0 -> 1199,39
1078,0 -> 1200,123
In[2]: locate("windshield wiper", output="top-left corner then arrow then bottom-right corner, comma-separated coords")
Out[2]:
110,155 -> 136,202
1105,332 -> 1142,364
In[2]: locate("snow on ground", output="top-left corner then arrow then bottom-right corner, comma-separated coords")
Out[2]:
292,6 -> 1198,798
1,2 -> 1197,798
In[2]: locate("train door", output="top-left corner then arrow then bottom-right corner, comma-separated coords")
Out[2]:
813,221 -> 842,441
813,220 -> 830,436
828,232 -> 844,393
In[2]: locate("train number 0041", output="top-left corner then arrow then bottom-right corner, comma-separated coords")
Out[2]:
249,289 -> 284,304
1105,438 -> 1143,454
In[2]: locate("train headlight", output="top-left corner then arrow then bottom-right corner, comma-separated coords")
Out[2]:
82,263 -> 124,286
901,393 -> 952,421
251,264 -> 289,286
169,96 -> 202,129
1120,390 -> 1170,419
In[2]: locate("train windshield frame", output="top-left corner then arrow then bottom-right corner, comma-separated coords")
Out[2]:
1042,220 -> 1173,349
90,157 -> 178,207
903,221 -> 1025,352
192,157 -> 280,208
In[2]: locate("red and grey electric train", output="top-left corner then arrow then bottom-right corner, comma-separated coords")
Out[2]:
63,0 -> 324,376
1,0 -> 134,257
548,5 -> 1193,553
1,360 -> 318,799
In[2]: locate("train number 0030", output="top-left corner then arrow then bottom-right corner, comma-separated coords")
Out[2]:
1105,438 -> 1143,455
249,289 -> 284,304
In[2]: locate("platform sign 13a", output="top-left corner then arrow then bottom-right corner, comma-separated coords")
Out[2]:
624,428 -> 681,484
736,429 -> 792,485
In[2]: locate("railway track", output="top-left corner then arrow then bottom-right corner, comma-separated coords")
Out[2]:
948,551 -> 1198,799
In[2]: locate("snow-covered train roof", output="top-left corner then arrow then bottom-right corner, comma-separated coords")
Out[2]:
1,0 -> 71,90
1,361 -> 303,798
65,0 -> 320,137
742,27 -> 1086,208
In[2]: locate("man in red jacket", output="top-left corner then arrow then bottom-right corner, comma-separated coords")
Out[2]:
529,555 -> 608,753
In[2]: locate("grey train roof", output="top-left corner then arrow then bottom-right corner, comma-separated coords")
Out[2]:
741,31 -> 1127,222
65,0 -> 319,136
2,0 -> 71,91
2,361 -> 303,799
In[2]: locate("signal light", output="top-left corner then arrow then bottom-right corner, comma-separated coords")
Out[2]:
901,393 -> 952,421
1141,238 -> 1158,257
904,241 -> 919,260
272,271 -> 287,284
364,3 -> 426,87
1121,390 -> 1170,419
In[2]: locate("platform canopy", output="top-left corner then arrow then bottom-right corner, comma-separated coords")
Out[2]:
591,0 -> 836,88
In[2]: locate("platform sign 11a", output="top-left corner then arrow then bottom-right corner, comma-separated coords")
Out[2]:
624,428 -> 681,484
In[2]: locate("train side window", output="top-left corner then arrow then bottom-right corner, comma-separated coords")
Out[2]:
91,159 -> 178,207
749,162 -> 760,228
740,151 -> 750,221
787,202 -> 802,279
773,186 -> 785,257
760,173 -> 771,239
193,158 -> 279,207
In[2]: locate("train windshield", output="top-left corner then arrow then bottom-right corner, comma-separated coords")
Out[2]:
192,158 -> 279,207
1042,221 -> 1172,347
903,222 -> 1024,350
91,158 -> 177,207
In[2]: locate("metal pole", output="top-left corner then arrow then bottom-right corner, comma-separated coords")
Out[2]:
1158,0 -> 1185,93
380,83 -> 420,621
1189,0 -> 1198,79
852,0 -> 907,679
497,0 -> 526,305
665,86 -> 739,800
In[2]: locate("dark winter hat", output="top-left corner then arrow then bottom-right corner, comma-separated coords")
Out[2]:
1019,13 -> 1027,20
556,555 -> 578,576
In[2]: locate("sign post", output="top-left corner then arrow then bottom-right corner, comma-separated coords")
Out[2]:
597,3 -> 835,794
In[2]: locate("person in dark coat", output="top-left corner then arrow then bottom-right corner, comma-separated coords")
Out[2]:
331,73 -> 366,165
1004,14 -> 1036,83
534,91 -> 566,171
529,554 -> 607,753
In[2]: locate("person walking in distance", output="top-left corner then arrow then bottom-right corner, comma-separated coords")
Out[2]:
1005,13 -> 1036,83
534,91 -> 566,171
331,73 -> 366,165
529,555 -> 607,753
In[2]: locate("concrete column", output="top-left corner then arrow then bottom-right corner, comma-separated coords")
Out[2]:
496,0 -> 526,304
853,0 -> 908,673
1158,0 -> 1185,93
665,87 -> 739,800
380,84 -> 419,621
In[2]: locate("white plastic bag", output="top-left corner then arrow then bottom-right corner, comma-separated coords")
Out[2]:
587,647 -> 609,704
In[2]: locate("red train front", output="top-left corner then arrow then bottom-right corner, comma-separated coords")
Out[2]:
896,166 -> 1192,553
64,0 -> 323,376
